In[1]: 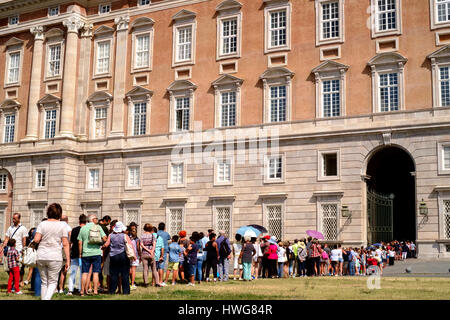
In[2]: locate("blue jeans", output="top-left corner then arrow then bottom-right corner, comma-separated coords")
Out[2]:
218,257 -> 230,281
288,260 -> 294,275
31,267 -> 41,297
298,260 -> 306,276
68,258 -> 81,292
349,261 -> 355,276
277,262 -> 284,278
195,258 -> 203,281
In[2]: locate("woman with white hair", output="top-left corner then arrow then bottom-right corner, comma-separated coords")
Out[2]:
239,236 -> 256,281
102,221 -> 133,295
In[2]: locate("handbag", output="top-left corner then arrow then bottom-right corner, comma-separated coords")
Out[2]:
21,244 -> 37,267
124,235 -> 136,261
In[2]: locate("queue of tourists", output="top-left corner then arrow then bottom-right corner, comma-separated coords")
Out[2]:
0,204 -> 417,300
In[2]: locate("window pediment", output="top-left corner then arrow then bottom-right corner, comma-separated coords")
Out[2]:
93,25 -> 115,37
45,28 -> 64,39
216,0 -> 242,13
212,74 -> 243,88
167,80 -> 197,93
0,99 -> 20,110
260,67 -> 294,80
428,45 -> 450,61
37,94 -> 61,106
126,86 -> 153,99
172,9 -> 196,22
130,17 -> 154,30
368,52 -> 407,67
312,60 -> 349,75
87,91 -> 113,104
4,37 -> 24,48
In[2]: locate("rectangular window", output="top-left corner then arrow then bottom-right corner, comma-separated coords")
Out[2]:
437,0 -> 450,23
321,203 -> 338,241
99,3 -> 111,14
128,166 -> 141,188
48,6 -> 59,16
0,174 -> 7,191
36,169 -> 46,188
221,18 -> 238,55
268,156 -> 283,180
125,209 -> 140,227
440,66 -> 450,107
135,34 -> 150,68
379,73 -> 399,112
88,168 -> 100,190
139,0 -> 151,5
171,163 -> 184,185
220,91 -> 236,127
323,79 -> 340,117
323,153 -> 338,176
96,41 -> 110,74
270,85 -> 287,122
267,205 -> 282,241
322,1 -> 339,39
270,10 -> 287,47
377,0 -> 397,31
216,207 -> 231,238
217,160 -> 232,183
48,44 -> 61,77
44,109 -> 57,139
7,52 -> 20,84
133,103 -> 147,136
31,209 -> 44,229
176,97 -> 190,132
94,107 -> 107,138
444,146 -> 450,170
168,208 -> 183,235
4,114 -> 15,143
8,16 -> 19,26
177,27 -> 192,62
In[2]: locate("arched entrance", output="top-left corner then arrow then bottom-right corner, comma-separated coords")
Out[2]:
366,146 -> 416,244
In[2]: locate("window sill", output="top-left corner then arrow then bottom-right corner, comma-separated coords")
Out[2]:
167,184 -> 186,189
125,186 -> 142,191
32,188 -> 47,192
172,60 -> 195,68
316,38 -> 344,47
3,83 -> 20,89
216,53 -> 240,61
371,29 -> 402,39
85,189 -> 102,193
317,176 -> 340,182
263,179 -> 285,184
131,68 -> 151,74
214,182 -> 233,187
44,75 -> 62,82
264,46 -> 290,55
92,74 -> 113,80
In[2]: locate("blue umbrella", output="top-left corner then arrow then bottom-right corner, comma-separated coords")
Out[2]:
236,225 -> 261,237
372,243 -> 382,247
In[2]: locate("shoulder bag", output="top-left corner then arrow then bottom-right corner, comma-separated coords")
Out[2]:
124,235 -> 136,261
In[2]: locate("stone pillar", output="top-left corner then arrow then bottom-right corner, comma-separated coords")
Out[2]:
23,26 -> 44,141
110,16 -> 130,137
75,23 -> 93,140
60,17 -> 84,138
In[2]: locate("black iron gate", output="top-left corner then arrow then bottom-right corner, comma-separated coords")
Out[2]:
367,190 -> 394,244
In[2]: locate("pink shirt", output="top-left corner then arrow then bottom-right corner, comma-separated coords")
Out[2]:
268,244 -> 278,260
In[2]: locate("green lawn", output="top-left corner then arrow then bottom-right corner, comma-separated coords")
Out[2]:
1,272 -> 449,300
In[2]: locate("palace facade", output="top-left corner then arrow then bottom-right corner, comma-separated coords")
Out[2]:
0,0 -> 449,257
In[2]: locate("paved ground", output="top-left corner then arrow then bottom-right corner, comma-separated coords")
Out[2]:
381,258 -> 450,277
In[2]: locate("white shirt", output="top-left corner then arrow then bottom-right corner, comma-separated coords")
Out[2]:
330,249 -> 342,262
277,246 -> 286,263
6,224 -> 28,252
36,221 -> 68,261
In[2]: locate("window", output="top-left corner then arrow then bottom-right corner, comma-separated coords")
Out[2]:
135,34 -> 150,69
216,207 -> 231,237
133,103 -> 147,135
99,3 -> 111,14
376,0 -> 397,31
268,156 -> 283,180
440,66 -> 450,107
216,159 -> 232,184
267,205 -> 282,241
176,26 -> 192,62
121,201 -> 142,232
47,44 -> 61,78
321,1 -> 339,40
379,73 -> 399,112
8,16 -> 19,26
96,41 -> 110,75
88,168 -> 100,190
7,52 -> 20,84
221,19 -> 238,55
437,0 -> 450,23
443,145 -> 450,170
270,85 -> 287,122
444,199 -> 450,239
0,173 -> 7,191
321,203 -> 338,241
170,163 -> 184,186
127,165 -> 141,188
4,114 -> 15,143
322,80 -> 340,117
318,150 -> 340,181
94,107 -> 107,138
168,207 -> 183,235
323,153 -> 338,176
48,6 -> 59,16
264,1 -> 291,53
175,97 -> 190,132
30,209 -> 44,228
138,0 -> 151,5
221,91 -> 236,127
36,169 -> 46,188
44,109 -> 57,139
216,2 -> 242,60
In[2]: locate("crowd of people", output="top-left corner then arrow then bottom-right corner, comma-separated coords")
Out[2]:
0,203 -> 417,300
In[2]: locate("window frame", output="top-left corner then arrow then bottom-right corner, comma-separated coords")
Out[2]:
216,11 -> 242,61
264,1 -> 291,54
214,157 -> 234,186
370,0 -> 402,38
8,15 -> 19,26
137,0 -> 151,6
317,149 -> 341,181
264,153 -> 285,184
33,166 -> 49,192
438,141 -> 450,175
85,165 -> 102,192
430,0 -> 450,30
126,87 -> 152,137
98,3 -> 112,15
44,39 -> 64,81
173,22 -> 196,67
165,202 -> 185,236
48,5 -> 60,17
212,199 -> 234,237
169,90 -> 194,133
261,196 -> 286,241
125,163 -> 142,190
212,75 -> 243,129
168,161 -> 186,188
314,193 -> 343,242
2,111 -> 16,144
0,171 -> 8,194
5,49 -> 23,87
315,0 -> 345,46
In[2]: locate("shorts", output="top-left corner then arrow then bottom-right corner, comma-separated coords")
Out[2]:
338,258 -> 343,263
168,262 -> 179,271
158,258 -> 166,270
233,256 -> 243,269
81,255 -> 102,274
186,263 -> 196,277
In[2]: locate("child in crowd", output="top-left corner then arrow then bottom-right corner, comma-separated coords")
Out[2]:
6,239 -> 22,295
166,235 -> 182,285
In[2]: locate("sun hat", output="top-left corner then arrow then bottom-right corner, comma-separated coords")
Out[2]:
113,221 -> 127,233
298,241 -> 306,249
268,236 -> 278,245
244,236 -> 251,242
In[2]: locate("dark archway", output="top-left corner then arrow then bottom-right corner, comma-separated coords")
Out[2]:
366,146 -> 416,242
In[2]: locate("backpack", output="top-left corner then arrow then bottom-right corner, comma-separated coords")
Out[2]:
219,238 -> 231,258
322,251 -> 329,260
88,224 -> 102,245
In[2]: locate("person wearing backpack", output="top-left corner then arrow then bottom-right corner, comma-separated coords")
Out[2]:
216,230 -> 231,282
77,214 -> 107,296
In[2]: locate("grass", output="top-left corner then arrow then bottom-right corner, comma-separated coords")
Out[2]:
1,272 -> 450,300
